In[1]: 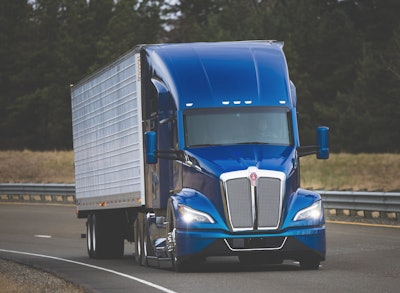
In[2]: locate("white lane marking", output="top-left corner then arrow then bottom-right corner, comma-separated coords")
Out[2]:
34,235 -> 52,238
0,249 -> 178,293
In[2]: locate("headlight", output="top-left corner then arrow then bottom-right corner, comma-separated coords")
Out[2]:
293,201 -> 323,221
178,204 -> 215,224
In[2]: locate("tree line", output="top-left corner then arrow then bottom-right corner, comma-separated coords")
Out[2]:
1,0 -> 399,152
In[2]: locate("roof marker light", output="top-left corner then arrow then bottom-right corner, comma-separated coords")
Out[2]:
233,101 -> 241,105
245,101 -> 252,105
186,103 -> 194,107
279,100 -> 286,104
222,101 -> 230,105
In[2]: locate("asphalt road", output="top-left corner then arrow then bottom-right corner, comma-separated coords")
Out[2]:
1,203 -> 399,293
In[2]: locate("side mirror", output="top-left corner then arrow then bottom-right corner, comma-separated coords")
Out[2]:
317,126 -> 329,159
145,131 -> 157,164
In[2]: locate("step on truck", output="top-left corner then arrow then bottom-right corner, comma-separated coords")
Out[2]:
70,40 -> 329,271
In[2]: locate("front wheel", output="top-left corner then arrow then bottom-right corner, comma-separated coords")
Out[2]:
166,205 -> 194,272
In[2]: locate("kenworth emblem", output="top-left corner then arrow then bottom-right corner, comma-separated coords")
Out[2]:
249,172 -> 258,186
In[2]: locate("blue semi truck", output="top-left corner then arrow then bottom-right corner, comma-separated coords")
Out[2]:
71,40 -> 329,271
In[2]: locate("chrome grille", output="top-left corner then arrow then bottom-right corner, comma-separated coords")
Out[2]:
221,169 -> 285,231
257,177 -> 281,229
225,178 -> 252,229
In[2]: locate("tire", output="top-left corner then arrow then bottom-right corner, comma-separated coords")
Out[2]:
134,216 -> 144,265
86,214 -> 95,258
142,215 -> 156,266
87,212 -> 124,259
167,206 -> 192,272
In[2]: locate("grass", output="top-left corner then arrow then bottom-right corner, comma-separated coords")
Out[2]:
0,151 -> 399,191
300,153 -> 400,191
0,150 -> 74,184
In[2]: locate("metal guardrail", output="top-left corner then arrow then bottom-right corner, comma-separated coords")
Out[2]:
0,183 -> 75,204
0,183 -> 399,215
318,190 -> 400,213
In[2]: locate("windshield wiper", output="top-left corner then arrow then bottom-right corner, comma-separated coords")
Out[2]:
237,142 -> 270,145
189,144 -> 222,147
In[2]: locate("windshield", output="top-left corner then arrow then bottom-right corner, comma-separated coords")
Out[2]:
184,107 -> 293,148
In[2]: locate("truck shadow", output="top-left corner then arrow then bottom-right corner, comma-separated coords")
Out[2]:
155,256 -> 305,273
179,262 -> 302,273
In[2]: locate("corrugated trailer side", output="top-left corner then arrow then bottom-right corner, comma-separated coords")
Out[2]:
71,49 -> 145,213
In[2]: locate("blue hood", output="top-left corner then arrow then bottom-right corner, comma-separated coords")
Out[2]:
185,145 -> 296,178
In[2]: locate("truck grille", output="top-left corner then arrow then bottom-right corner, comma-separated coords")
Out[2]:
221,168 -> 285,231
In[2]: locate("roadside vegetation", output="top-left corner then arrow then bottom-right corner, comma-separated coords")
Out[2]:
0,151 -> 398,192
0,150 -> 74,184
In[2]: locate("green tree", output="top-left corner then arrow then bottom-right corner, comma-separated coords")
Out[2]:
166,0 -> 222,42
0,0 -> 399,152
0,0 -> 37,149
332,0 -> 400,152
94,0 -> 162,69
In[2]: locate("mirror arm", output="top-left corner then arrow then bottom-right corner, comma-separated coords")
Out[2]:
156,150 -> 185,161
297,145 -> 318,157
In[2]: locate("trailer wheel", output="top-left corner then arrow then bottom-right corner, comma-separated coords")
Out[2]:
86,214 -> 95,258
87,213 -> 124,259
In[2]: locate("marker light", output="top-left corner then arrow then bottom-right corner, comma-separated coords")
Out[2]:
293,201 -> 323,221
178,204 -> 215,224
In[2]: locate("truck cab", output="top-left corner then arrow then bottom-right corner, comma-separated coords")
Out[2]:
139,41 -> 329,270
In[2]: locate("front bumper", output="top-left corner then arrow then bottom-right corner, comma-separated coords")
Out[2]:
174,226 -> 326,262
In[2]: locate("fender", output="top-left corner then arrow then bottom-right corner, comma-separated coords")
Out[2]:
169,188 -> 228,231
281,188 -> 325,230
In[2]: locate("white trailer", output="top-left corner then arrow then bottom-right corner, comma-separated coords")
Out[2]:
71,50 -> 145,212
71,50 -> 148,258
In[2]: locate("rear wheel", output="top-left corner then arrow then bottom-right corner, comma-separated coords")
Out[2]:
142,214 -> 156,266
86,212 -> 124,259
86,214 -> 95,258
134,217 -> 143,265
134,213 -> 152,266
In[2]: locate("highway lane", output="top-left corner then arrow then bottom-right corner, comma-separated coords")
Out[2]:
1,203 -> 399,293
